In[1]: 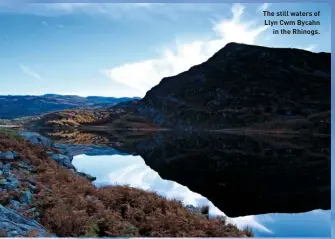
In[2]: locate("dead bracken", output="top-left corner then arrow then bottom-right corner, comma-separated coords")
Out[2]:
0,131 -> 253,237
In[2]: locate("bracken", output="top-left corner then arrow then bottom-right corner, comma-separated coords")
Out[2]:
0,131 -> 253,237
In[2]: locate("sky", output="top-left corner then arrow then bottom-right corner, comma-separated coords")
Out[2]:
0,2 -> 331,97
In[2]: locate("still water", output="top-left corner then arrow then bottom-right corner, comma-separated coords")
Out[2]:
72,152 -> 331,237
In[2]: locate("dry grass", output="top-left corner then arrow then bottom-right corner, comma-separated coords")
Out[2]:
0,131 -> 253,237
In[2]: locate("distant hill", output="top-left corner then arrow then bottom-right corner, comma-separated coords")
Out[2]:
0,94 -> 141,119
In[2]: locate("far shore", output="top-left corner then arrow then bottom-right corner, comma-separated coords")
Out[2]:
2,124 -> 330,138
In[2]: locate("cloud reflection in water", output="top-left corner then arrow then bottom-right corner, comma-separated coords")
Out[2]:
72,154 -> 330,237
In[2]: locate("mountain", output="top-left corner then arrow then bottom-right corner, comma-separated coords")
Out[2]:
137,43 -> 330,133
0,94 -> 140,119
22,43 -> 330,134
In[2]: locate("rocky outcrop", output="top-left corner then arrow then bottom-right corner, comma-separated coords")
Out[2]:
0,205 -> 52,237
19,132 -> 53,148
50,154 -> 76,170
0,149 -> 50,236
138,43 -> 330,132
19,132 -> 96,181
0,151 -> 18,161
77,172 -> 97,182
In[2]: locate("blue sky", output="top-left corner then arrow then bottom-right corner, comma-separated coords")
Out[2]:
0,2 -> 331,97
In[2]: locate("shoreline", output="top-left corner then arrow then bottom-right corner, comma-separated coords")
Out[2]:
9,123 -> 330,138
0,130 -> 253,237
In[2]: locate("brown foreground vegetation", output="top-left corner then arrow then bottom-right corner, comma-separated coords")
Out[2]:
0,131 -> 253,237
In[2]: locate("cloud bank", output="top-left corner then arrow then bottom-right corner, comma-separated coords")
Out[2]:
104,3 -> 270,96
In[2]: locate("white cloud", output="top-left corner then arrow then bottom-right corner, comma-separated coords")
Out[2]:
41,21 -> 48,26
57,24 -> 64,28
104,3 -> 270,96
73,153 -> 274,235
258,3 -> 270,12
212,3 -> 269,44
303,44 -> 318,52
19,64 -> 42,81
228,215 -> 274,234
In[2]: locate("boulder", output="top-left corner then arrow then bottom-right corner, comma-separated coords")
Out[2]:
51,154 -> 76,170
77,172 -> 97,182
9,200 -> 21,209
19,132 -> 53,148
53,143 -> 69,155
0,179 -> 7,185
19,190 -> 33,205
0,151 -> 18,160
0,205 -> 52,237
4,178 -> 20,190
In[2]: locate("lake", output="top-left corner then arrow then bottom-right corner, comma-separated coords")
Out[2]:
40,129 -> 332,237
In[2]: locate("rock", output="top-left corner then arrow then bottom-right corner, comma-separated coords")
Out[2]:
0,151 -> 18,160
186,205 -> 197,209
9,200 -> 21,209
46,151 -> 54,156
1,164 -> 12,175
53,143 -> 67,149
186,205 -> 201,213
19,190 -> 33,204
77,172 -> 97,182
0,170 -> 3,176
0,179 -> 7,185
28,183 -> 37,192
34,212 -> 40,220
17,162 -> 30,170
4,178 -> 20,190
51,154 -> 76,170
0,205 -> 51,237
26,207 -> 36,214
19,132 -> 53,148
51,154 -> 70,162
6,177 -> 18,182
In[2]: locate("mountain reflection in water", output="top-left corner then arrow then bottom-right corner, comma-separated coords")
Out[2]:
40,129 -> 331,237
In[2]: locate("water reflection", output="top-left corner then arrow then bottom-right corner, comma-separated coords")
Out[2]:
38,128 -> 331,237
72,152 -> 331,237
124,132 -> 330,218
